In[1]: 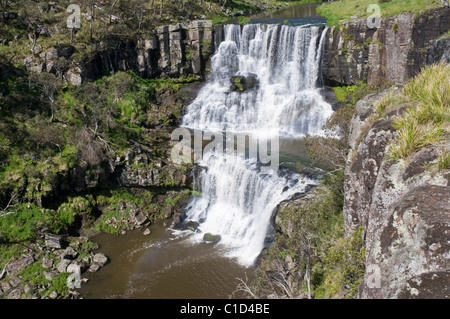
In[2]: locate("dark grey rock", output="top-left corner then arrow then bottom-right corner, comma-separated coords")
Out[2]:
203,233 -> 221,244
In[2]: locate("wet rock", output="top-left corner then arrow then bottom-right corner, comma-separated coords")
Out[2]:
186,220 -> 200,232
88,263 -> 101,273
93,253 -> 109,267
143,228 -> 151,236
231,74 -> 259,92
203,233 -> 221,244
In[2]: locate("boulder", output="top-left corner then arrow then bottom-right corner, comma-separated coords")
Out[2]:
133,212 -> 148,226
203,233 -> 221,244
185,220 -> 200,232
56,259 -> 71,273
6,255 -> 35,275
62,246 -> 78,260
44,233 -> 64,249
7,287 -> 23,299
93,253 -> 109,267
230,74 -> 259,92
44,270 -> 58,280
42,256 -> 53,269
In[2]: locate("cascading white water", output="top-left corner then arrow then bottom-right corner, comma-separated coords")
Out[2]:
182,24 -> 333,137
186,153 -> 314,266
180,24 -> 332,267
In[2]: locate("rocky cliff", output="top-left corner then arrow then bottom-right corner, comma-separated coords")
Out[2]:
25,7 -> 450,87
345,90 -> 450,299
24,20 -> 219,85
322,7 -> 450,86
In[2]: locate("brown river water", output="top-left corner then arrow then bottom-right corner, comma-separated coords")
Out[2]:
78,221 -> 255,299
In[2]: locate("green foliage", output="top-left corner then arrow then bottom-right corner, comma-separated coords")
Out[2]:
317,0 -> 442,26
388,63 -> 450,159
332,86 -> 357,103
0,204 -> 48,243
238,16 -> 251,25
392,23 -> 399,32
251,169 -> 364,298
437,148 -> 450,170
314,227 -> 365,299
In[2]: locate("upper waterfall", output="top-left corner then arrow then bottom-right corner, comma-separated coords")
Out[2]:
182,24 -> 333,137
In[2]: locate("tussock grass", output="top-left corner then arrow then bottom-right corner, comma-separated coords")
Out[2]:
374,90 -> 395,116
438,148 -> 450,170
388,63 -> 450,159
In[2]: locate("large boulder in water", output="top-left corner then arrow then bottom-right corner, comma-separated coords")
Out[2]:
203,233 -> 221,244
230,73 -> 259,92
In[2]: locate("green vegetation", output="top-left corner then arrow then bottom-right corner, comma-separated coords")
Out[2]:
387,63 -> 450,159
332,85 -> 358,103
250,170 -> 365,299
0,70 -> 194,205
437,148 -> 450,170
317,0 -> 443,26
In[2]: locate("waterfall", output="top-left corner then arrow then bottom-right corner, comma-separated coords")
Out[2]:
179,24 -> 332,267
182,24 -> 333,137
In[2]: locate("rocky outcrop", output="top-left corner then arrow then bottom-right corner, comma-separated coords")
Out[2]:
344,91 -> 450,299
24,20 -> 221,84
322,7 -> 450,86
427,37 -> 450,64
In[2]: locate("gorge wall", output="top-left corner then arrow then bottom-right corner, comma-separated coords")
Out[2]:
344,90 -> 449,299
23,7 -> 450,87
322,7 -> 450,86
25,20 -> 220,84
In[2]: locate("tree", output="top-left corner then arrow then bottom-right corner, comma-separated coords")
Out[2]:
20,4 -> 44,54
29,72 -> 62,122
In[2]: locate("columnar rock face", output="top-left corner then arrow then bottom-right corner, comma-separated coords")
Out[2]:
24,20 -> 221,84
344,91 -> 450,299
322,7 -> 450,86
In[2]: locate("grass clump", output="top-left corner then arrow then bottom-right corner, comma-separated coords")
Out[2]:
437,148 -> 450,170
388,63 -> 450,159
